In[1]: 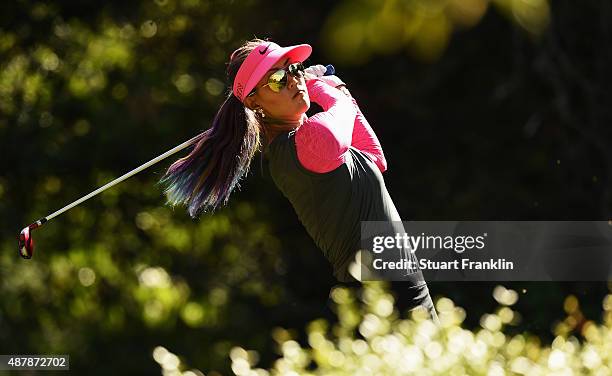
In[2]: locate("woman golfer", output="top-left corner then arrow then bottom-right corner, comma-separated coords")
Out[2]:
160,39 -> 438,321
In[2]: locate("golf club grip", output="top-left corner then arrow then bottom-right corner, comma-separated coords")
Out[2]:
324,64 -> 335,76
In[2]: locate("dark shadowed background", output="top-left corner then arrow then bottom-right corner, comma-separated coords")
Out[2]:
1,0 -> 611,374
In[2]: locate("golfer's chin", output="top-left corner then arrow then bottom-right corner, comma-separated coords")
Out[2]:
296,97 -> 310,114
273,100 -> 310,124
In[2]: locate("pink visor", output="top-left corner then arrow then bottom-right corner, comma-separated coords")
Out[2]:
232,41 -> 312,102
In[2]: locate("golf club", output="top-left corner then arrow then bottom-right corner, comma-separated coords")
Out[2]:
17,64 -> 336,259
17,134 -> 202,259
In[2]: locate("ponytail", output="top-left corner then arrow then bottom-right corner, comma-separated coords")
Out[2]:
159,93 -> 260,217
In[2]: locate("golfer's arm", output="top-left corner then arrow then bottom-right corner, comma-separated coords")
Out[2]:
295,79 -> 356,173
349,99 -> 387,173
318,80 -> 387,173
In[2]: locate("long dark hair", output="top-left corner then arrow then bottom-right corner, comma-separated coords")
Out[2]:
158,39 -> 267,217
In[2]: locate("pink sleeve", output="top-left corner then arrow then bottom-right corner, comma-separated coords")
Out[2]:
295,79 -> 357,173
350,98 -> 388,172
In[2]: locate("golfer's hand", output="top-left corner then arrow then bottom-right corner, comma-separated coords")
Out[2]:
304,64 -> 345,86
304,64 -> 327,80
304,64 -> 351,97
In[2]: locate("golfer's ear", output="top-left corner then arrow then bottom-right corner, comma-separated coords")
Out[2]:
243,95 -> 258,111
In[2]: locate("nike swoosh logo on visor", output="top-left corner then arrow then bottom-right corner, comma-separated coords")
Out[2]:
259,43 -> 271,55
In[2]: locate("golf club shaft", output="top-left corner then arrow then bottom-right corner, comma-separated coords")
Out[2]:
43,134 -> 201,222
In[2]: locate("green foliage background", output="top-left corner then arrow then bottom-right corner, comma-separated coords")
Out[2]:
1,0 -> 611,374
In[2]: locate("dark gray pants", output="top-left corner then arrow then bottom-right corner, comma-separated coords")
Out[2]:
405,282 -> 440,325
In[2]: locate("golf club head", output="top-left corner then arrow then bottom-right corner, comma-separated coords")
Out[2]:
17,219 -> 46,259
18,225 -> 34,259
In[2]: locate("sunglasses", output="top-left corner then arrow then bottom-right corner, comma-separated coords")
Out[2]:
248,62 -> 305,97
